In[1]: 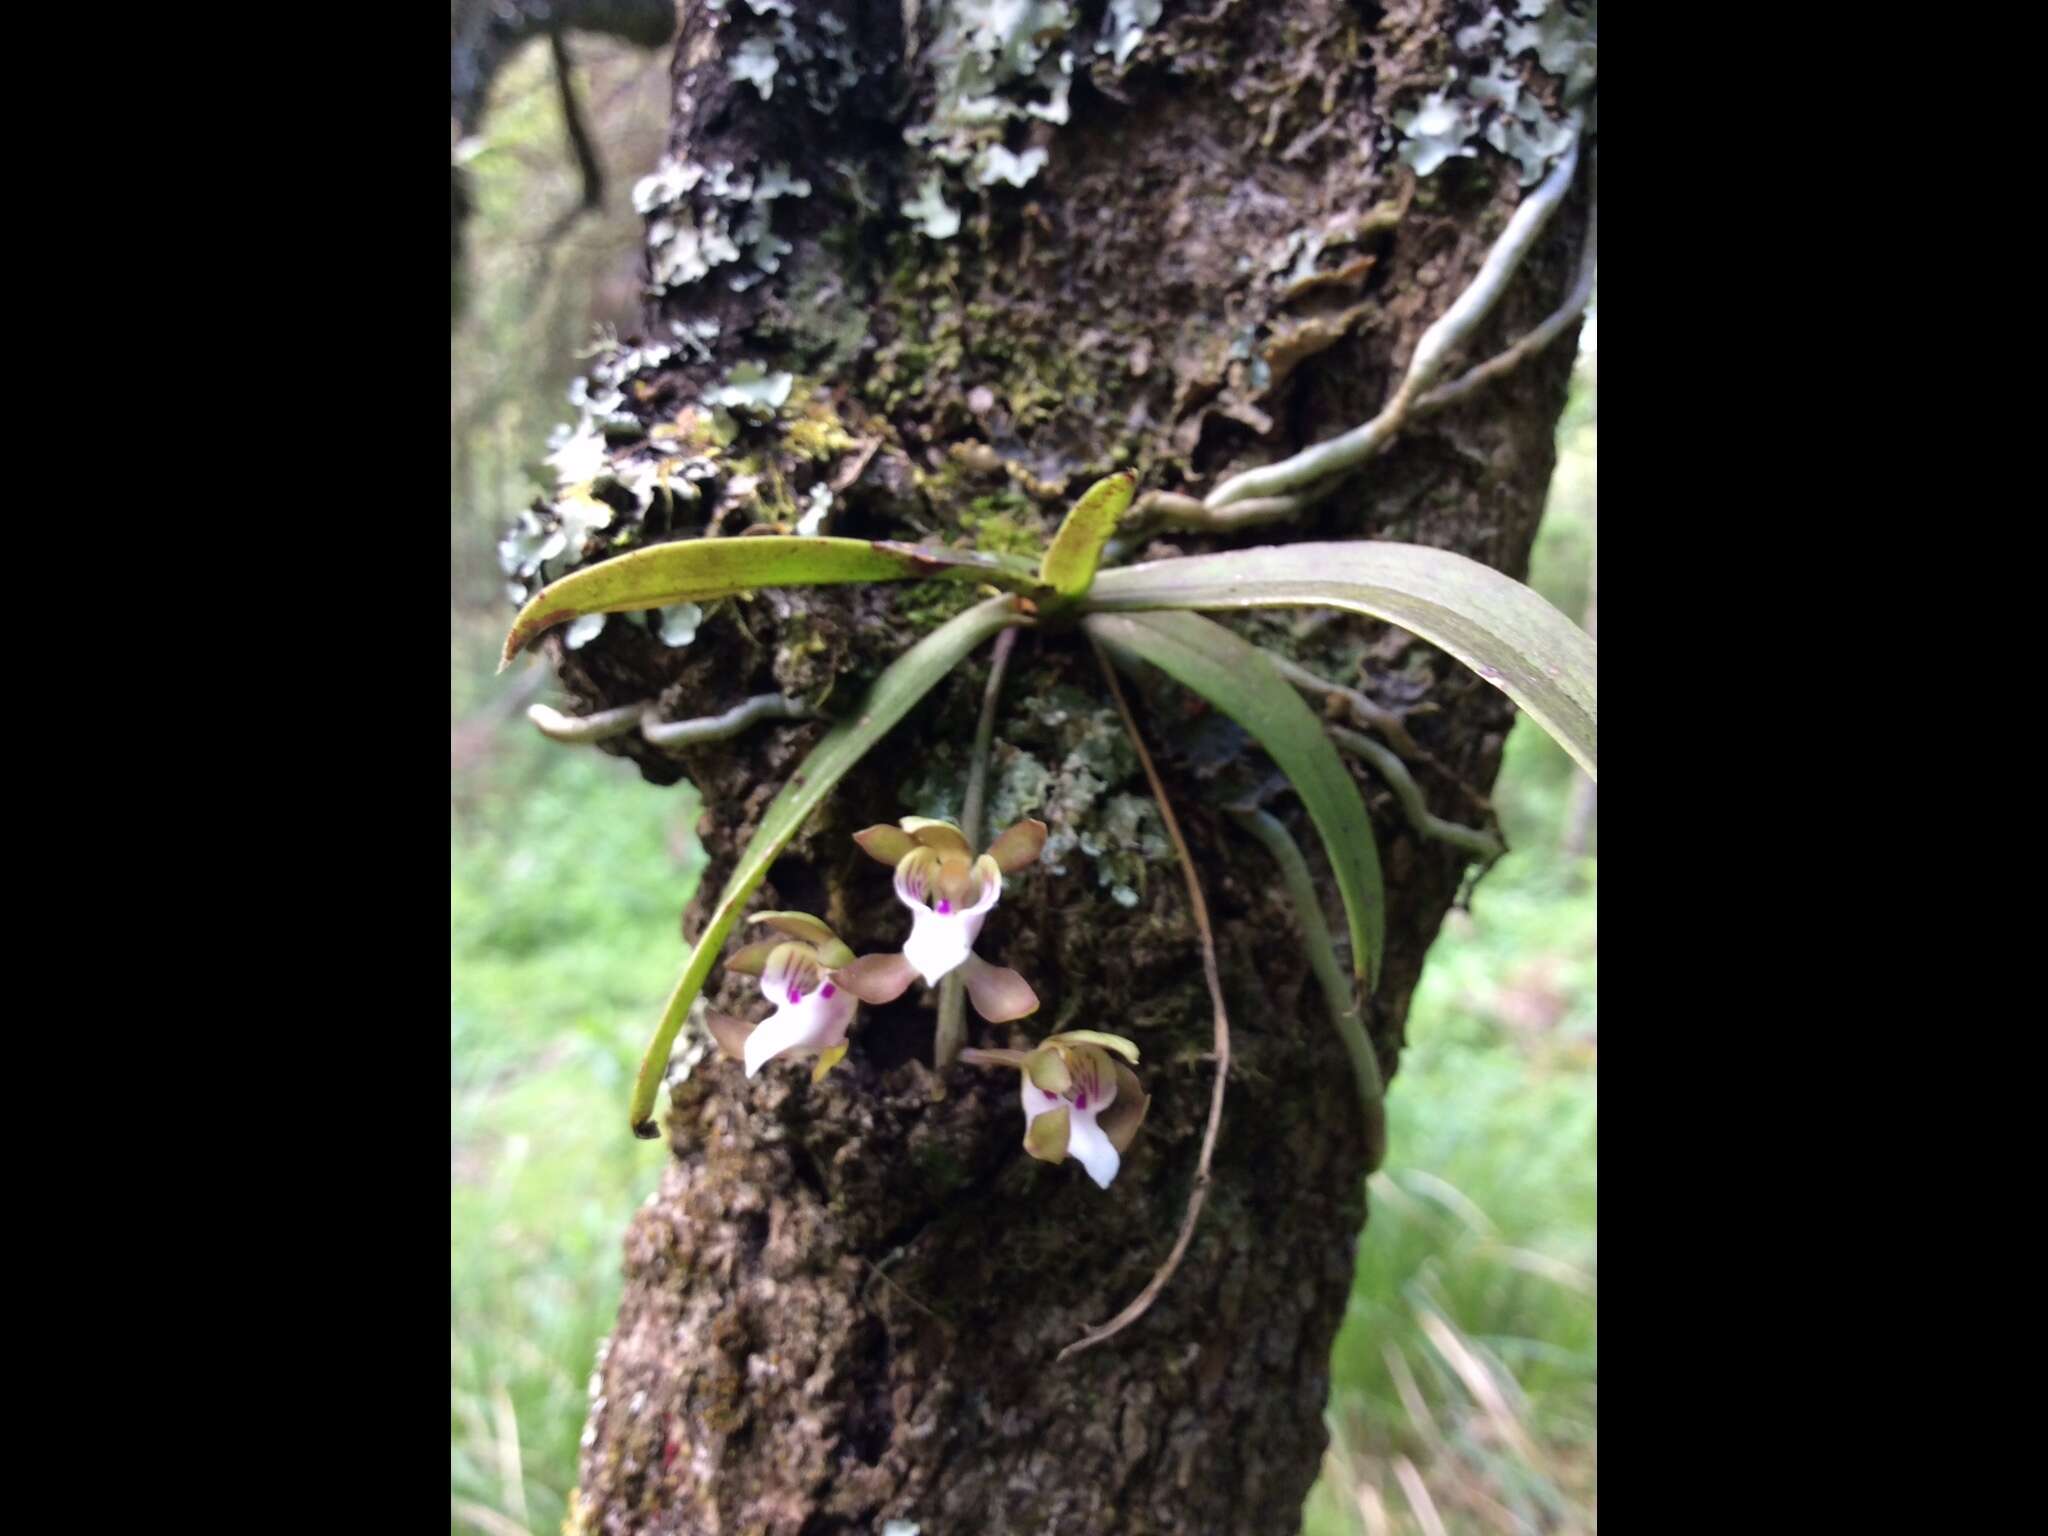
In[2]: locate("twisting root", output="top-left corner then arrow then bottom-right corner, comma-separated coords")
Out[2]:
527,700 -> 650,743
1153,136 -> 1590,533
1327,725 -> 1503,861
1264,653 -> 1427,760
1416,149 -> 1597,416
638,693 -> 814,748
1059,638 -> 1231,1362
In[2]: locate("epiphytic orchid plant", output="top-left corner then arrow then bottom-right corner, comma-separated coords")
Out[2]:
502,141 -> 1598,1185
509,467 -> 1597,1148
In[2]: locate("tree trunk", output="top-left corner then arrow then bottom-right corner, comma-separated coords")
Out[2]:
539,4 -> 1592,1532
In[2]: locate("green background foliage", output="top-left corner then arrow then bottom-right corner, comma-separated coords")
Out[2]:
451,36 -> 1594,1535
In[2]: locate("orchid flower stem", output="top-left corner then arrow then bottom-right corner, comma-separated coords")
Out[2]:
639,693 -> 814,749
527,699 -> 651,743
1060,637 -> 1231,1362
935,627 -> 1019,1069
1327,725 -> 1503,860
1226,806 -> 1385,1168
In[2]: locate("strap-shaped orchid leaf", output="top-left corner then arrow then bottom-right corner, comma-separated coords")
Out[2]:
626,594 -> 1026,1137
500,535 -> 1038,668
1085,541 -> 1597,779
1086,610 -> 1386,994
1228,805 -> 1385,1170
1039,471 -> 1136,603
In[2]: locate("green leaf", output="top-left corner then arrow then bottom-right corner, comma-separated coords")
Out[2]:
1085,610 -> 1386,994
626,594 -> 1026,1137
500,535 -> 1038,669
1038,471 -> 1136,603
1086,541 -> 1597,779
1227,805 -> 1385,1170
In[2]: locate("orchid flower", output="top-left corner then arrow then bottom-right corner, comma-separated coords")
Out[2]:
961,1031 -> 1151,1189
704,911 -> 861,1082
833,816 -> 1046,1023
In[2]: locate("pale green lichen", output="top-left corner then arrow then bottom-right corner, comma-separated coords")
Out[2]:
1506,0 -> 1598,99
711,0 -> 862,116
647,207 -> 741,289
973,144 -> 1048,188
552,486 -> 617,553
703,362 -> 795,414
1079,793 -> 1168,907
795,483 -> 832,535
564,612 -> 608,650
730,36 -> 781,98
986,749 -> 1055,832
1395,81 -> 1479,177
910,0 -> 1077,159
1396,0 -> 1595,186
658,601 -> 704,647
901,174 -> 963,240
637,152 -> 817,296
1097,0 -> 1162,68
545,418 -> 609,487
1001,685 -> 1153,890
894,0 -> 1162,240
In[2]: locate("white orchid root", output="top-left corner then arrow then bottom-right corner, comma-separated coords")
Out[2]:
640,693 -> 815,748
1137,135 -> 1592,535
1327,724 -> 1502,861
526,699 -> 649,743
529,692 -> 816,749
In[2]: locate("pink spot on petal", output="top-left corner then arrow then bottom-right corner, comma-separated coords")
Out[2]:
1073,1090 -> 1088,1110
789,986 -> 803,1004
821,982 -> 836,999
936,898 -> 952,914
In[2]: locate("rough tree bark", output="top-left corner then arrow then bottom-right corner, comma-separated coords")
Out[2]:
531,3 -> 1593,1532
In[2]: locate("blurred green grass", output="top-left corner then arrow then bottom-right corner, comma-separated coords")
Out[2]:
451,652 -> 704,1534
1305,370 -> 1596,1536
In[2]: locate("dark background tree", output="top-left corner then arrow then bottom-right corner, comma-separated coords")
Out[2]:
452,0 -> 677,321
478,3 -> 1595,1532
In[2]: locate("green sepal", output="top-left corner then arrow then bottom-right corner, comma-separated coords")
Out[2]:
1024,1105 -> 1072,1163
1046,1030 -> 1141,1063
1024,1046 -> 1072,1095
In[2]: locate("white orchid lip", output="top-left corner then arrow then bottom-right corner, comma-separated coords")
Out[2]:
893,849 -> 1002,986
847,817 -> 1047,1020
719,919 -> 862,1080
745,948 -> 858,1077
1022,1075 -> 1122,1189
960,1033 -> 1149,1190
